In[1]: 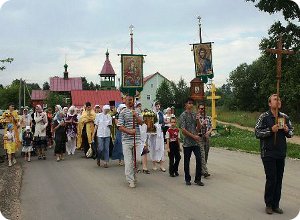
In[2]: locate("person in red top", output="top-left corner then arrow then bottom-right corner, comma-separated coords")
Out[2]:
165,117 -> 181,177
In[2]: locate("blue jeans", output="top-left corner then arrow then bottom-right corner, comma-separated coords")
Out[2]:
97,137 -> 110,162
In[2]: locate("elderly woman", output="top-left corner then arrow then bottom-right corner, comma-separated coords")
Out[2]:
92,105 -> 112,167
53,111 -> 67,162
111,104 -> 126,166
65,106 -> 78,155
33,105 -> 48,160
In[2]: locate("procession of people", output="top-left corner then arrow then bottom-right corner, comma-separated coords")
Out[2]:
0,98 -> 214,179
0,93 -> 294,215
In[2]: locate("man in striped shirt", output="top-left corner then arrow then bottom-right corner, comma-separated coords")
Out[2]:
117,95 -> 143,188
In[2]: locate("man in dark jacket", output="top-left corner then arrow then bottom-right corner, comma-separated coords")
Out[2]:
255,94 -> 293,215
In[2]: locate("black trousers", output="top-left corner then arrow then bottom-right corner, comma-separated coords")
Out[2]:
262,157 -> 285,208
168,142 -> 181,175
183,146 -> 202,182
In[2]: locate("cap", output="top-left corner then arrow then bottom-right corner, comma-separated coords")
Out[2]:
103,105 -> 110,110
117,104 -> 126,113
134,101 -> 142,108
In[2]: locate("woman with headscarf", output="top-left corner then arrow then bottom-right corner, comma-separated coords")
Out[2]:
163,107 -> 174,142
33,105 -> 48,160
53,105 -> 62,121
65,106 -> 78,155
46,108 -> 53,148
2,103 -> 21,151
53,111 -> 67,161
148,101 -> 166,171
77,102 -> 96,157
63,107 -> 68,117
111,104 -> 126,166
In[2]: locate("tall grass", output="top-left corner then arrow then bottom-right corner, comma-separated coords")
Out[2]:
206,107 -> 299,135
211,127 -> 300,159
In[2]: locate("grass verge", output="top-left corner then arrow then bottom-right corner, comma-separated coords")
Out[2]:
210,127 -> 300,159
206,107 -> 300,136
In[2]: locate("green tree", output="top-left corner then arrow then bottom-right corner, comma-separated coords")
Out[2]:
170,77 -> 190,110
246,0 -> 300,21
45,92 -> 70,110
81,77 -> 90,90
43,81 -> 50,90
155,80 -> 174,110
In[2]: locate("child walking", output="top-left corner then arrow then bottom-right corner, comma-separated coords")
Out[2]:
165,117 -> 181,177
4,123 -> 17,167
22,126 -> 33,162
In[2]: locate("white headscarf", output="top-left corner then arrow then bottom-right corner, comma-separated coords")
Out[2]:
117,104 -> 126,113
68,105 -> 76,116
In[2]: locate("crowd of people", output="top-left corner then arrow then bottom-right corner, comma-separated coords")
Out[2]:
0,97 -> 213,186
0,93 -> 293,215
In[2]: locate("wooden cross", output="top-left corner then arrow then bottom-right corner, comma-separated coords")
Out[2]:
207,83 -> 221,129
266,35 -> 294,142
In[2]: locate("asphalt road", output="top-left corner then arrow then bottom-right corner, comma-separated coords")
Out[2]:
20,148 -> 300,220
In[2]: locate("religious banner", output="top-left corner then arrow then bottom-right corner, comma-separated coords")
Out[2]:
193,43 -> 214,83
121,54 -> 143,89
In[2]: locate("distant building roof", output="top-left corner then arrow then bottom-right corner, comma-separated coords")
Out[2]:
143,72 -> 169,84
31,90 -> 49,100
100,50 -> 115,76
50,77 -> 82,92
71,90 -> 122,107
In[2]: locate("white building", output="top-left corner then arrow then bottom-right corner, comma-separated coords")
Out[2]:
139,72 -> 170,110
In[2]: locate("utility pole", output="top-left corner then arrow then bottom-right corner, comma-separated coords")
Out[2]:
19,78 -> 22,112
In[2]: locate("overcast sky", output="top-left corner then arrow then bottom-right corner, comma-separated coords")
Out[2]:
0,0 -> 297,87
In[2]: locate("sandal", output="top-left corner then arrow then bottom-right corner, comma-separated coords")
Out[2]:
160,167 -> 166,172
142,169 -> 150,174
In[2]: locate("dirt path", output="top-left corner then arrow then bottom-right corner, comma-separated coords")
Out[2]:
217,120 -> 300,145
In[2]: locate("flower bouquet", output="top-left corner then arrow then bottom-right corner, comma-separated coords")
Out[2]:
142,111 -> 158,133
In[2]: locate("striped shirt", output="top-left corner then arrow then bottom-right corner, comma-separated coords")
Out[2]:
117,107 -> 142,144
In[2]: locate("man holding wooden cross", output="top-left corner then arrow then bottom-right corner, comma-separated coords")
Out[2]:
255,35 -> 295,215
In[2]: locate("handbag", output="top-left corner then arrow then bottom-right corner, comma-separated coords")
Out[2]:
86,144 -> 93,158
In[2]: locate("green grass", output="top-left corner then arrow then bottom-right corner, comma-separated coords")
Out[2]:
211,127 -> 300,159
207,107 -> 300,136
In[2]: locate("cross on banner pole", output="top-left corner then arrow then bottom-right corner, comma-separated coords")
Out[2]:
266,35 -> 294,143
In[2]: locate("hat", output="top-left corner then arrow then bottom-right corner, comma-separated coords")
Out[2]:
94,104 -> 100,108
103,105 -> 110,110
109,100 -> 115,106
134,101 -> 142,108
117,104 -> 126,113
26,126 -> 30,131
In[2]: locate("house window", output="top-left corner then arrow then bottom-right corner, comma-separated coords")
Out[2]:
147,95 -> 151,100
151,84 -> 154,88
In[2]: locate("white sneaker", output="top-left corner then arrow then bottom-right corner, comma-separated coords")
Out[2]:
12,158 -> 17,164
129,182 -> 136,188
8,160 -> 12,167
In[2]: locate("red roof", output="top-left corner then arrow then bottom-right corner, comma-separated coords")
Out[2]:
31,90 -> 48,100
100,51 -> 115,76
50,77 -> 82,92
71,90 -> 122,107
143,74 -> 155,84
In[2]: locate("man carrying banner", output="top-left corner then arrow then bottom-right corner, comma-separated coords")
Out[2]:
117,95 -> 143,188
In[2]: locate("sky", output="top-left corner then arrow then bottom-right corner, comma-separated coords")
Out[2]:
0,0 -> 298,88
